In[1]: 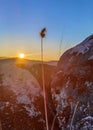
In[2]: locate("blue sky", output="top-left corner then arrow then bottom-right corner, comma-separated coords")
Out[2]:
0,0 -> 93,60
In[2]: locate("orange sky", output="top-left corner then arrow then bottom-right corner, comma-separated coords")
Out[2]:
0,37 -> 69,61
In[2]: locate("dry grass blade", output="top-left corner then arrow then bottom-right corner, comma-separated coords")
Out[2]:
70,101 -> 79,130
51,113 -> 57,130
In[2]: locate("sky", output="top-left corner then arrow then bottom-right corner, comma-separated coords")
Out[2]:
0,0 -> 93,60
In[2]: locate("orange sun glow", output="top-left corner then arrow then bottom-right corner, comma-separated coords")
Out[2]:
19,53 -> 25,59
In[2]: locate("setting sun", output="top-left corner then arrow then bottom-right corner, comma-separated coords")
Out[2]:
19,53 -> 25,59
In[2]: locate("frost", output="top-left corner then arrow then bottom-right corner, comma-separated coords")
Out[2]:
17,95 -> 31,104
24,105 -> 41,117
65,79 -> 70,88
0,62 -> 43,106
82,116 -> 93,121
88,55 -> 93,60
38,118 -> 45,123
85,81 -> 93,87
68,36 -> 93,55
57,70 -> 63,75
6,102 -> 10,106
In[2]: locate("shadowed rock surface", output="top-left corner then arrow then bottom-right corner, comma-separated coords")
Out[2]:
51,35 -> 93,130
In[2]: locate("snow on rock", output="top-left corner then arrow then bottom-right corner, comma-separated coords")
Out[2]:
0,60 -> 46,130
0,61 -> 43,108
0,62 -> 42,98
51,35 -> 93,130
88,55 -> 93,60
0,59 -> 60,130
17,95 -> 31,104
67,34 -> 93,55
24,105 -> 41,117
82,116 -> 93,121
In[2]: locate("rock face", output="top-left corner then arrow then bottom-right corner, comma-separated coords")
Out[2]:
0,60 -> 45,130
0,59 -> 59,130
51,35 -> 93,130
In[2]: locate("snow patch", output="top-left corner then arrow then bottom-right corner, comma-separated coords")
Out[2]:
68,37 -> 93,55
85,81 -> 93,87
17,95 -> 31,104
82,116 -> 93,121
88,55 -> 93,60
0,62 -> 42,104
24,105 -> 41,117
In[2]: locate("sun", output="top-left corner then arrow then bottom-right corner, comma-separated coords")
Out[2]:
19,53 -> 25,59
